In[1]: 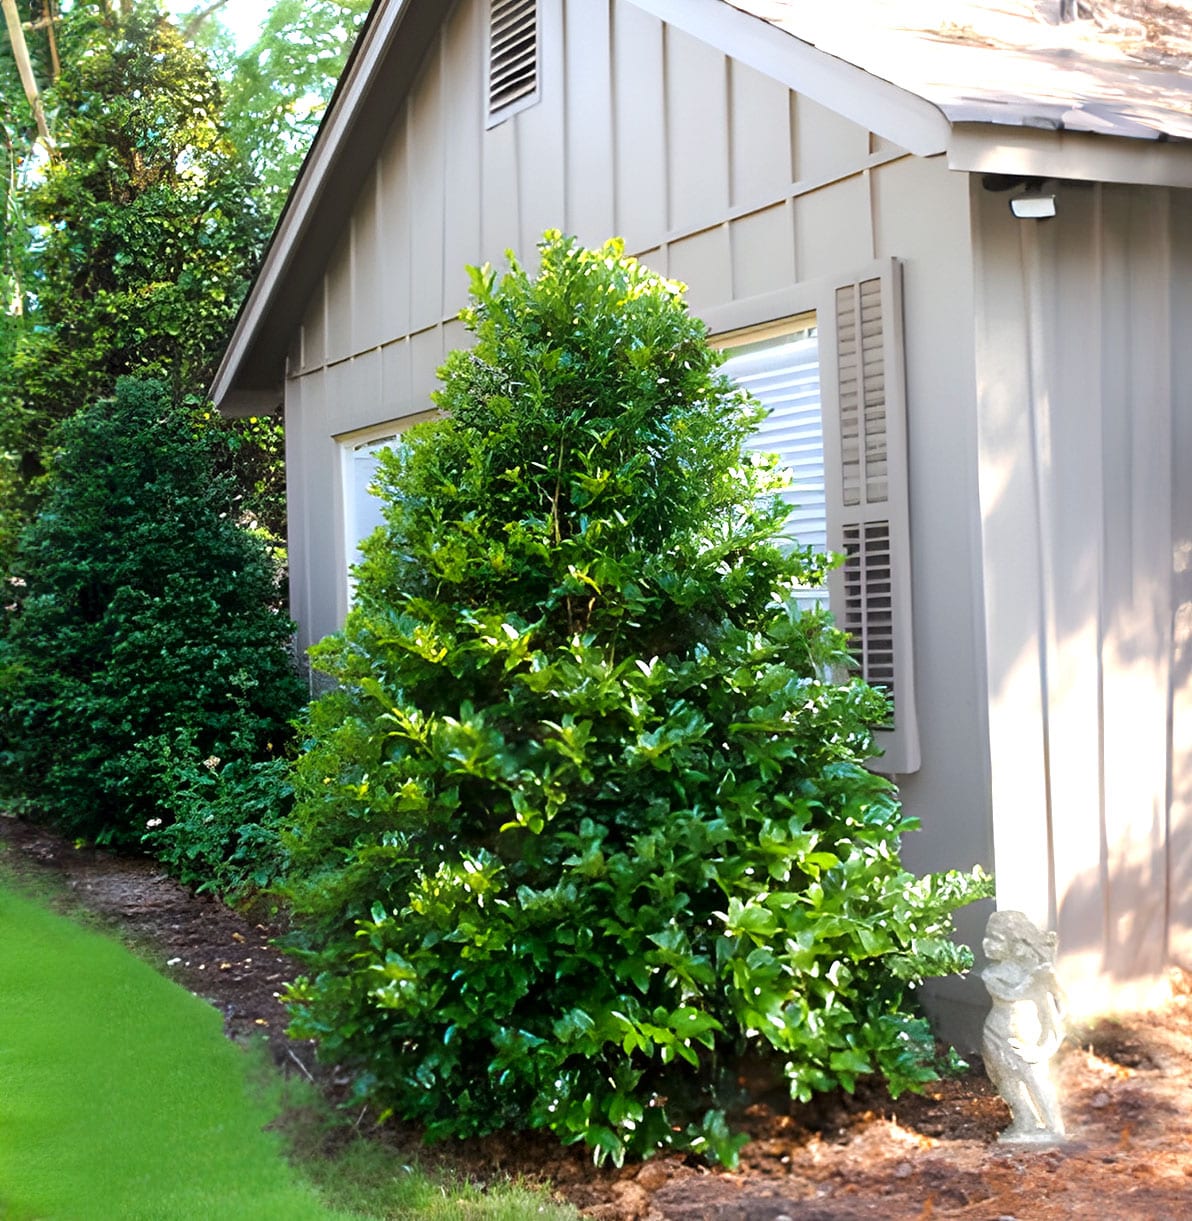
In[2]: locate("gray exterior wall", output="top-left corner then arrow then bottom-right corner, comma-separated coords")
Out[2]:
284,0 -> 994,1038
972,178 -> 1192,1017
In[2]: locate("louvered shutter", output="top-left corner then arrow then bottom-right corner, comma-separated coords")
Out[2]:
821,261 -> 920,774
488,0 -> 538,122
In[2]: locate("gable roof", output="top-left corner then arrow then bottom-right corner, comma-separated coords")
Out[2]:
213,0 -> 1192,414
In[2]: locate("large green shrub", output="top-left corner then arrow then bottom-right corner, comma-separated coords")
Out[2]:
282,234 -> 990,1165
0,377 -> 302,848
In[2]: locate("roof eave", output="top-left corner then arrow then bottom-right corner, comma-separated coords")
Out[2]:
214,0 -> 1192,414
947,122 -> 1192,190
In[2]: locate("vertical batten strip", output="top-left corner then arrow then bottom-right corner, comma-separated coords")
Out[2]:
437,26 -> 449,328
1091,180 -> 1111,999
1155,187 -> 1176,966
1166,185 -> 1192,969
1019,216 -> 1059,928
972,181 -> 1052,929
660,19 -> 672,232
1121,186 -> 1172,978
1036,180 -> 1112,1001
608,0 -> 620,240
1098,184 -> 1141,989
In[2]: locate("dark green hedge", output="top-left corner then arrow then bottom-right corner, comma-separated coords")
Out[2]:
0,377 -> 301,847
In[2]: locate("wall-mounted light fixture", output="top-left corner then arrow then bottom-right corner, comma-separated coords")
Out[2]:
1009,182 -> 1057,220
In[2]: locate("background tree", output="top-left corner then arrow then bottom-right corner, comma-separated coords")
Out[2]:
221,0 -> 370,224
3,6 -> 265,468
0,0 -> 367,562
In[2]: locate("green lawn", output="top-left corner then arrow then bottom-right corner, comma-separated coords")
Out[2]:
0,880 -> 359,1221
0,876 -> 577,1220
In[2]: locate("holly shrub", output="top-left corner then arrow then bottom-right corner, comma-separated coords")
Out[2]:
0,377 -> 302,848
281,234 -> 992,1165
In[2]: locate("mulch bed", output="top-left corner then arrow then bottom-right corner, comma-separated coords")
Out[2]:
4,811 -> 1192,1219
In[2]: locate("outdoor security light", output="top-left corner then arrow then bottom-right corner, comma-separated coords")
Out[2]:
1010,186 -> 1057,219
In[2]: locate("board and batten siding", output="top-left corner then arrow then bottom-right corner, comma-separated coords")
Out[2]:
284,0 -> 993,1039
286,0 -> 925,639
973,178 -> 1192,1017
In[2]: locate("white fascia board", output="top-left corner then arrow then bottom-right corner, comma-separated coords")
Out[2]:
211,0 -> 417,409
624,0 -> 950,158
948,124 -> 1192,190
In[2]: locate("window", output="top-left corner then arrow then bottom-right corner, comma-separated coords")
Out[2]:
338,412 -> 437,605
488,0 -> 539,125
341,432 -> 398,594
716,314 -> 826,608
709,261 -> 919,775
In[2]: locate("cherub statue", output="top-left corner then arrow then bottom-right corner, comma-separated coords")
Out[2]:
981,910 -> 1066,1143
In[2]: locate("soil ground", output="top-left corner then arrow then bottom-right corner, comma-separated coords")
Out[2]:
3,812 -> 1191,1220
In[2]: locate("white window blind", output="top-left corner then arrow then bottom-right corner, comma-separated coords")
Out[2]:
722,330 -> 824,550
719,321 -> 827,607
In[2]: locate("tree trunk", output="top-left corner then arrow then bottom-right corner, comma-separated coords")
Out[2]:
42,0 -> 60,83
1,0 -> 52,146
182,0 -> 234,43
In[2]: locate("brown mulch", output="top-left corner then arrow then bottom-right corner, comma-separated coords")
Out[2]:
3,811 -> 1192,1219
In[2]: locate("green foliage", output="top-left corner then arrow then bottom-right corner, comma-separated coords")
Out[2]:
143,729 -> 295,900
222,0 -> 371,224
193,398 -> 290,558
0,377 -> 302,848
279,233 -> 991,1165
0,2 -> 279,564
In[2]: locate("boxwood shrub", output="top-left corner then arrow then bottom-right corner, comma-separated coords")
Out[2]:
0,377 -> 302,849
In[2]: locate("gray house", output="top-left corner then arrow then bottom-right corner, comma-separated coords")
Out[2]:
213,0 -> 1192,1042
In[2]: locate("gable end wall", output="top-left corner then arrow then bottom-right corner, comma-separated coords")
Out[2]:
285,0 -> 992,1043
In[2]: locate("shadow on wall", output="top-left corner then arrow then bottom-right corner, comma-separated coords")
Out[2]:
975,178 -> 1192,1016
1054,848 -> 1181,1018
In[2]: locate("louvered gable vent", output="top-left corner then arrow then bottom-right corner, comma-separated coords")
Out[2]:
489,0 -> 538,122
824,264 -> 919,774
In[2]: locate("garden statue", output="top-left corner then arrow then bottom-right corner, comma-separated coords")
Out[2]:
981,909 -> 1067,1143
